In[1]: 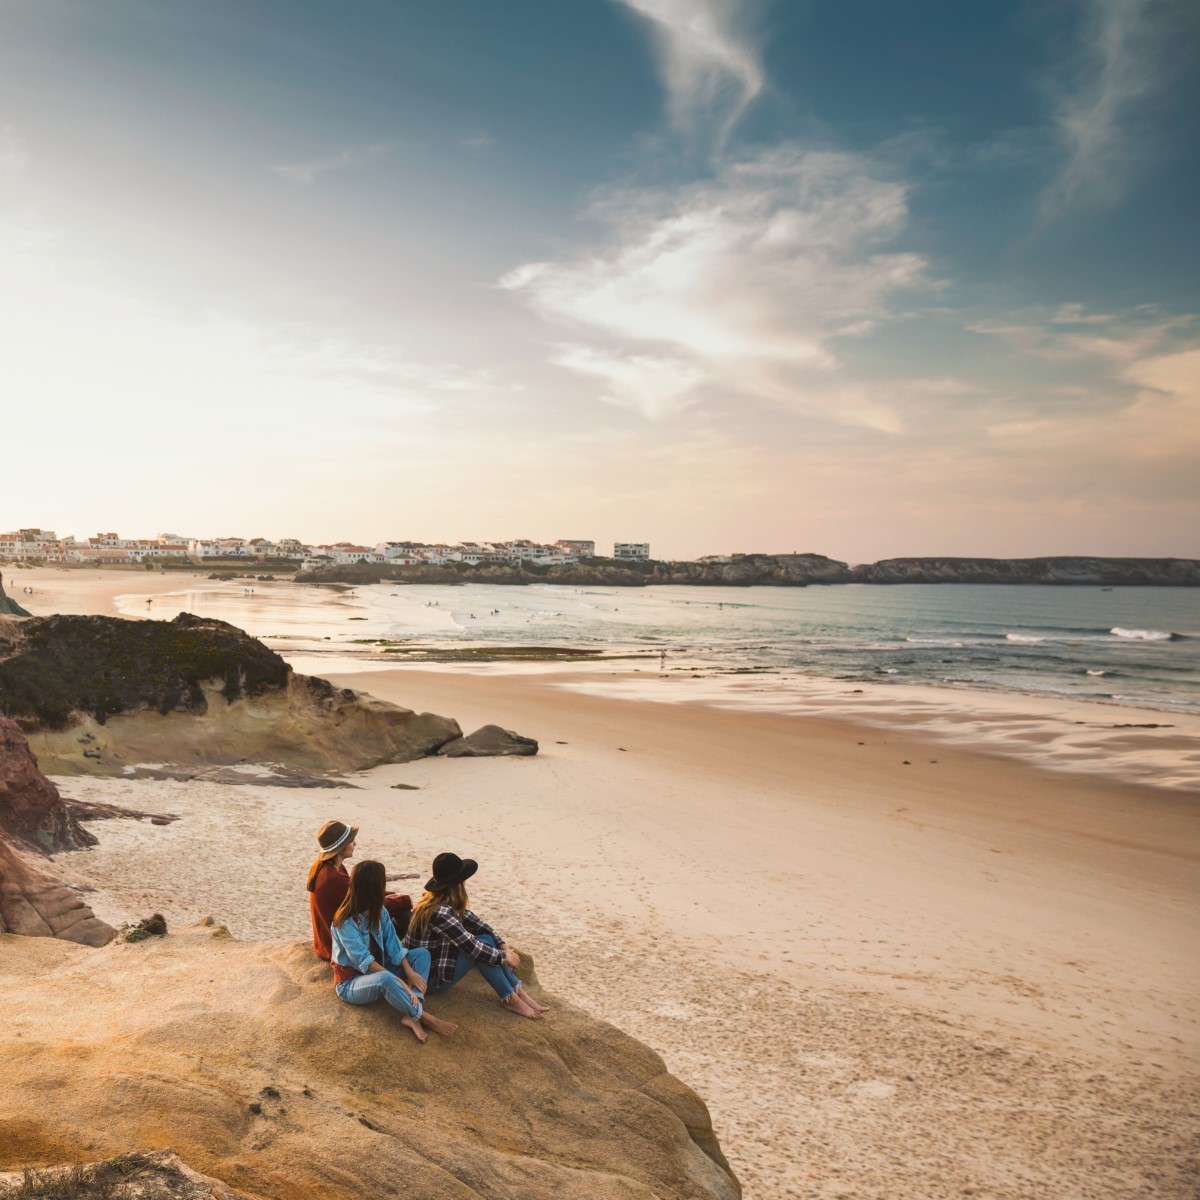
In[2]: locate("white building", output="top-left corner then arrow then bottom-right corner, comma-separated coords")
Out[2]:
556,539 -> 594,559
613,543 -> 650,561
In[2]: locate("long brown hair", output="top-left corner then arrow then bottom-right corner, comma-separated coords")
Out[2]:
407,883 -> 468,938
333,860 -> 387,929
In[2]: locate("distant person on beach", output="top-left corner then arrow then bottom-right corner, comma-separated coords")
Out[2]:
330,859 -> 457,1043
404,853 -> 548,1019
307,820 -> 412,961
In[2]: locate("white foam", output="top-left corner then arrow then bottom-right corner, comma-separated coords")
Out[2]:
1005,633 -> 1045,643
1111,628 -> 1174,641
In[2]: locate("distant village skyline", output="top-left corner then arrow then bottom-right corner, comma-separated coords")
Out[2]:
0,528 -> 662,568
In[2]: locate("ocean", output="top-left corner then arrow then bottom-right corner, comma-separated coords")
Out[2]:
355,582 -> 1200,714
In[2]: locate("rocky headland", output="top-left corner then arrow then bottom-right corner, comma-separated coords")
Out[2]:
299,554 -> 1200,587
849,556 -> 1200,585
0,926 -> 739,1200
0,612 -> 488,778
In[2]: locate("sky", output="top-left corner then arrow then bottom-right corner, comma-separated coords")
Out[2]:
1,0 -> 1197,563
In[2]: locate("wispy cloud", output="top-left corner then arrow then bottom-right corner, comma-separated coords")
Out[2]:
267,140 -> 396,185
550,344 -> 706,419
616,0 -> 764,149
461,129 -> 493,154
502,146 -> 929,420
1040,0 -> 1160,218
0,126 -> 27,175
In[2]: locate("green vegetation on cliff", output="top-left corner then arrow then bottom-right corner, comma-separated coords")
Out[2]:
0,613 -> 291,729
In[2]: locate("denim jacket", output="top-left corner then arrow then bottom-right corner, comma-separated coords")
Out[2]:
330,909 -> 408,976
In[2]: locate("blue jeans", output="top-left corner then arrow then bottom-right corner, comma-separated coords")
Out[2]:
335,947 -> 431,1019
428,934 -> 519,1000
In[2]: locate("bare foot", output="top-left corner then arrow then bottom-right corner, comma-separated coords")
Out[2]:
400,1015 -> 428,1042
502,992 -> 541,1020
420,1012 -> 458,1037
517,987 -> 550,1013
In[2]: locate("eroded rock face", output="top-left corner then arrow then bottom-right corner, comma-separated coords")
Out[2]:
436,724 -> 539,758
0,716 -> 95,853
0,929 -> 741,1200
0,615 -> 462,776
0,839 -> 113,946
0,717 -> 112,946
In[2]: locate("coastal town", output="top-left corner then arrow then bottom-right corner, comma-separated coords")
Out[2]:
0,528 -> 652,569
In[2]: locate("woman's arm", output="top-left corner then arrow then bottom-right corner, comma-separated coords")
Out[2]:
462,909 -> 520,967
433,909 -> 507,965
330,916 -> 377,975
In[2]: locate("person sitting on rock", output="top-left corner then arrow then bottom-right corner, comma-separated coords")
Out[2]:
307,819 -> 411,962
330,859 -> 457,1044
403,852 -> 548,1019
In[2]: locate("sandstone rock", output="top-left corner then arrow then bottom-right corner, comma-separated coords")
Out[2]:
436,724 -> 539,757
0,717 -> 113,946
0,716 -> 95,852
0,615 -> 461,776
0,929 -> 740,1200
0,838 -> 113,946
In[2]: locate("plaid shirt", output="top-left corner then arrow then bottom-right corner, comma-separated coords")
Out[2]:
403,905 -> 506,987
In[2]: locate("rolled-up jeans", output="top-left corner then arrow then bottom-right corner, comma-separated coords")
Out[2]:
428,934 -> 519,1000
336,947 -> 432,1019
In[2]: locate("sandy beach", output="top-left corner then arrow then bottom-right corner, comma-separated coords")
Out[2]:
12,567 -> 1200,1197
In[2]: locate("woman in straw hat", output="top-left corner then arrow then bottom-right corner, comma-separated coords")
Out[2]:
307,819 -> 359,962
331,859 -> 457,1043
404,852 -> 548,1020
307,820 -> 413,962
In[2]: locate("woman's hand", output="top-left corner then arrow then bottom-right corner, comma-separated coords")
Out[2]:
503,948 -> 521,969
406,969 -> 427,995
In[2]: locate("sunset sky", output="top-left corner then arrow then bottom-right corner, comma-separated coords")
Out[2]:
1,0 -> 1197,562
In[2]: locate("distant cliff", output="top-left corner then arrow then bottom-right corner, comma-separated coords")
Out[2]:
299,555 -> 1199,587
851,557 -> 1200,586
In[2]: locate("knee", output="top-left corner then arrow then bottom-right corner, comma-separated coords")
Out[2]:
408,947 -> 431,975
478,934 -> 497,949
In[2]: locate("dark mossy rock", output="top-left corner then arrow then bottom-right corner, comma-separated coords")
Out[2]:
0,613 -> 291,730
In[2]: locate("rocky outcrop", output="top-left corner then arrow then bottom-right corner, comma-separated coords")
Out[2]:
0,716 -> 95,853
0,574 -> 30,618
436,725 -> 539,758
851,557 -> 1200,586
649,553 -> 852,585
0,928 -> 740,1200
0,614 -> 462,776
0,838 -> 113,946
0,716 -> 113,946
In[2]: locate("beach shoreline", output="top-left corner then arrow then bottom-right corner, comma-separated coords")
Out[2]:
10,565 -> 1200,1195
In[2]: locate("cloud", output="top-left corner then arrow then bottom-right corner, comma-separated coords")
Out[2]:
501,146 -> 929,420
550,344 -> 706,419
0,126 -> 27,175
267,141 -> 396,184
1040,0 -> 1161,217
461,129 -> 493,154
616,0 -> 764,148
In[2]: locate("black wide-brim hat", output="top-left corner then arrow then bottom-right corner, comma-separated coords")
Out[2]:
426,851 -> 478,892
